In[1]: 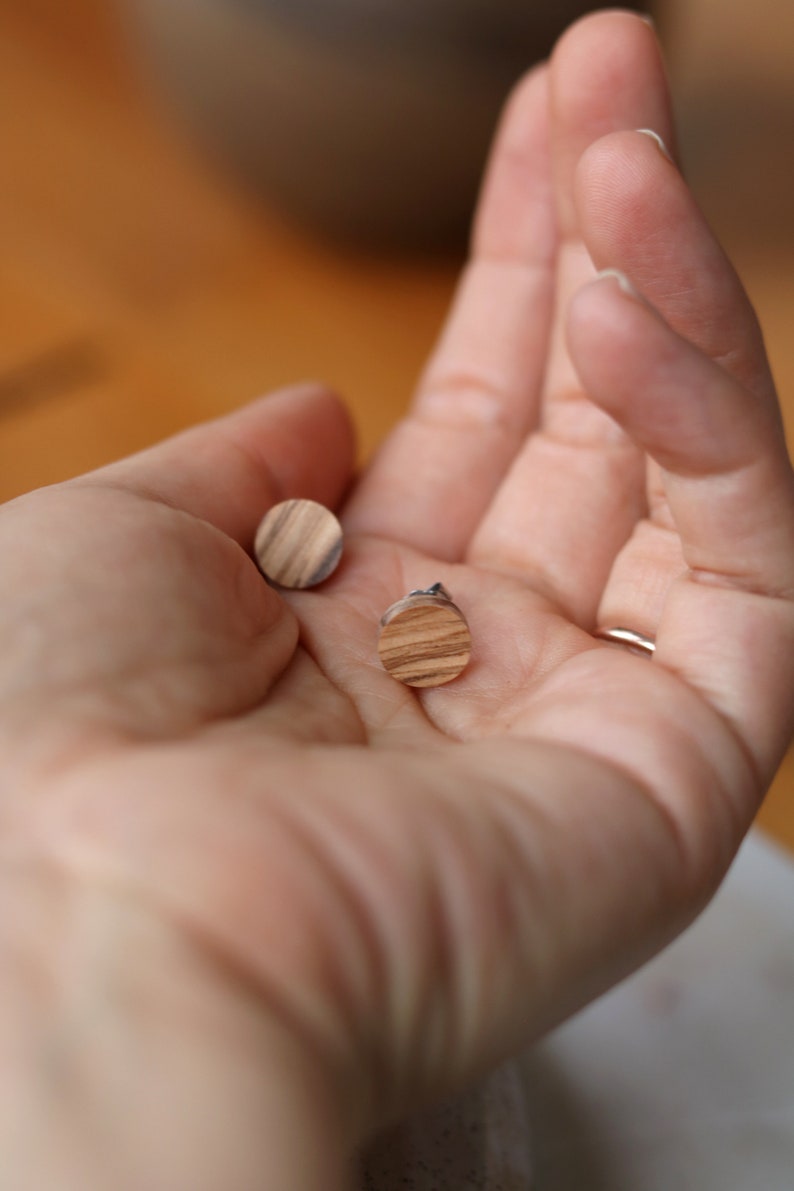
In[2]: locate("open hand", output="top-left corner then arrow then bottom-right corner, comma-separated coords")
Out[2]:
2,12 -> 793,1190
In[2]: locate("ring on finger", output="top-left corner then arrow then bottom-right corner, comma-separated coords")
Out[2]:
594,626 -> 656,658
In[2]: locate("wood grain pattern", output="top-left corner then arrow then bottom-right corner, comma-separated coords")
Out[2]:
378,593 -> 471,687
254,499 -> 343,588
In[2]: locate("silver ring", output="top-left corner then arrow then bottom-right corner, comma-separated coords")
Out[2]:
594,626 -> 656,657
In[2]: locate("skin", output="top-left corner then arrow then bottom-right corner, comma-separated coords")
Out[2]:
1,11 -> 793,1189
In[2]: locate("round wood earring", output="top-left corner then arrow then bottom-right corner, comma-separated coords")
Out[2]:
378,583 -> 472,688
254,499 -> 343,589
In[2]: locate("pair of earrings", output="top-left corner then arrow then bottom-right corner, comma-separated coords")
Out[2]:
254,499 -> 471,688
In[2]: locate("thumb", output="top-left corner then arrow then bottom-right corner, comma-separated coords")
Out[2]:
91,383 -> 356,549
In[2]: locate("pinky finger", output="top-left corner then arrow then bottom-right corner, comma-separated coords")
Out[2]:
569,271 -> 794,775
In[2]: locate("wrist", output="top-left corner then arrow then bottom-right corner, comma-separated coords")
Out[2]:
0,861 -> 350,1191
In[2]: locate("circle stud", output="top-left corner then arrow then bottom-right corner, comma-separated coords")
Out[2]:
254,499 -> 343,589
378,583 -> 471,688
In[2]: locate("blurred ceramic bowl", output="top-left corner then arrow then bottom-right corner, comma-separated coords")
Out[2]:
121,0 -> 644,247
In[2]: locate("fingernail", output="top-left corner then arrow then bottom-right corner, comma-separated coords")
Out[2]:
636,128 -> 674,162
638,13 -> 656,29
596,268 -> 641,299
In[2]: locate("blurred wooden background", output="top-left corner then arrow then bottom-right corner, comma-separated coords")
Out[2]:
1,0 -> 792,850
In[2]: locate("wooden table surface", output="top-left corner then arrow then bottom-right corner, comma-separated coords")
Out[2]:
1,0 -> 792,850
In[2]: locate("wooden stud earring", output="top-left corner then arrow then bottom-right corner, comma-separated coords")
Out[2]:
377,583 -> 472,688
254,499 -> 343,589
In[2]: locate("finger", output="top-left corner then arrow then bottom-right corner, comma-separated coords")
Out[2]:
569,271 -> 794,774
343,66 -> 557,558
88,384 -> 356,549
571,123 -> 787,634
469,12 -> 671,622
576,128 -> 775,399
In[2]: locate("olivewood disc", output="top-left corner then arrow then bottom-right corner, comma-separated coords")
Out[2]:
378,593 -> 471,688
254,499 -> 343,589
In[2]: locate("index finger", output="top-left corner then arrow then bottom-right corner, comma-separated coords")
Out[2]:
343,66 -> 557,559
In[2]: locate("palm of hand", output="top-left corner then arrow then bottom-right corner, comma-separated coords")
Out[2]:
3,13 -> 793,1160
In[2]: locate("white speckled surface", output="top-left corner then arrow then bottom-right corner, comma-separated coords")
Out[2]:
361,1063 -> 533,1190
361,831 -> 794,1190
523,831 -> 794,1189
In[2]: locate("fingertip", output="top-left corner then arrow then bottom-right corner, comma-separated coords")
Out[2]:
549,10 -> 674,236
101,382 -> 358,547
230,381 -> 357,501
472,62 -> 554,261
636,127 -> 675,162
592,267 -> 645,301
575,128 -> 674,227
493,61 -> 549,137
244,382 -> 356,456
568,265 -> 653,356
552,7 -> 660,60
573,125 -> 776,403
567,266 -> 686,449
567,269 -> 784,485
